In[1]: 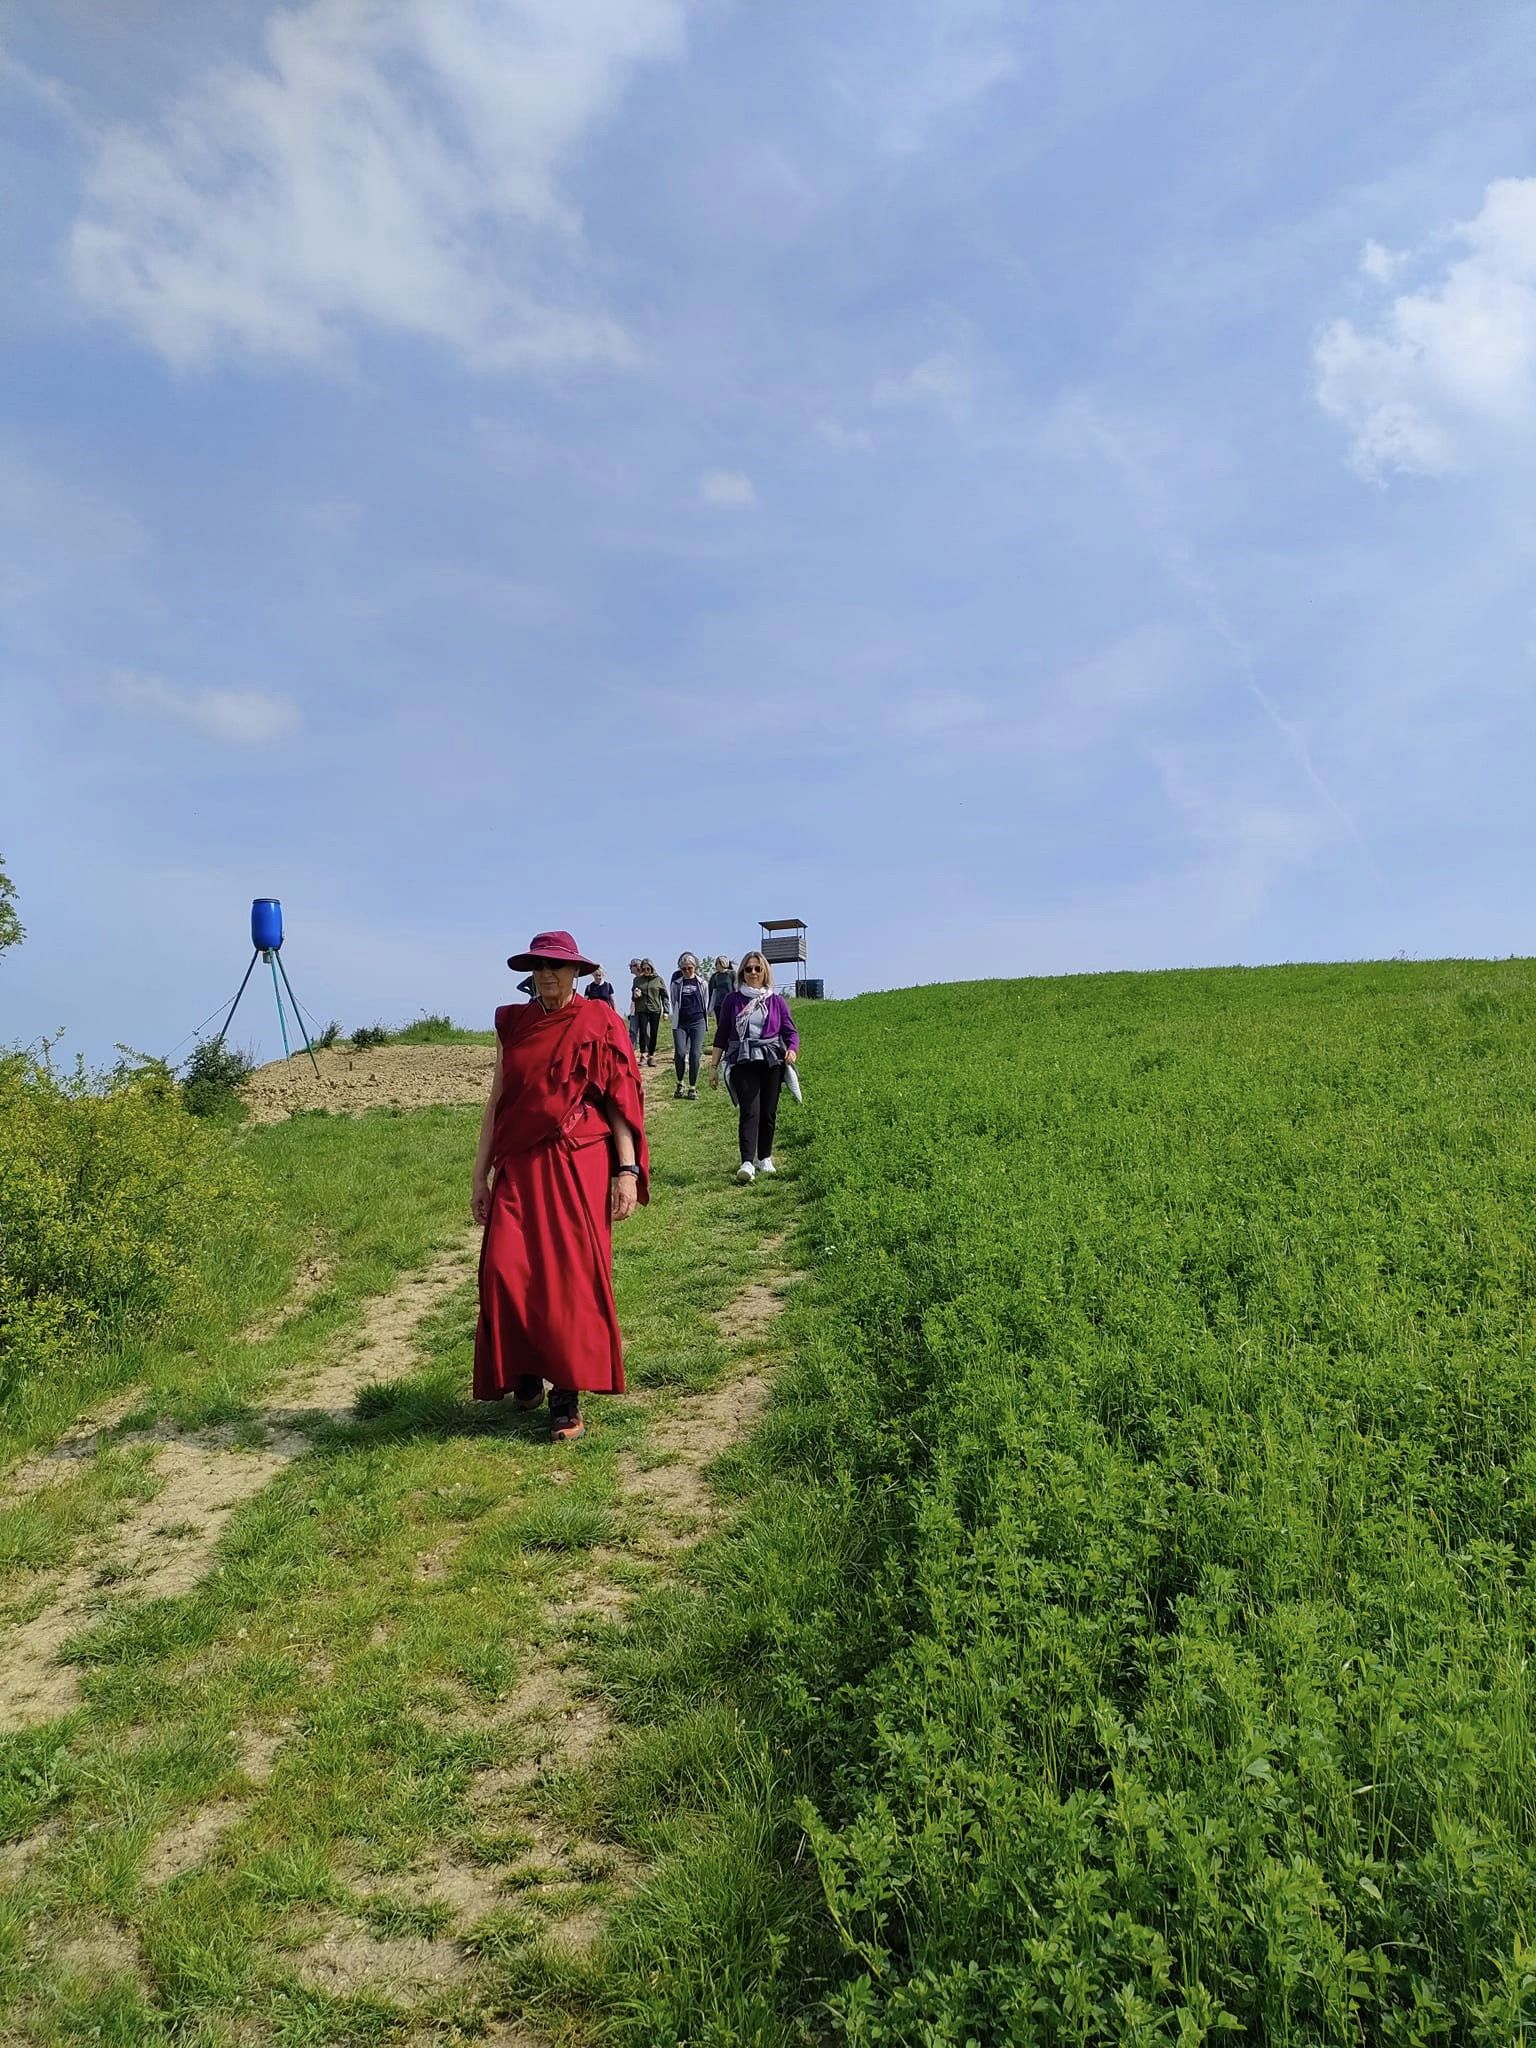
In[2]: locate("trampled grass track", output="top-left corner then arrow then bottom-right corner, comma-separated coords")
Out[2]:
0,1058 -> 799,2045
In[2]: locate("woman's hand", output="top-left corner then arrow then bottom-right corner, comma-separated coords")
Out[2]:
471,1175 -> 492,1225
785,1049 -> 798,1066
610,1175 -> 639,1224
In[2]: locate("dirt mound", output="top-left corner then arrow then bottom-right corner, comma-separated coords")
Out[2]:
242,1043 -> 494,1125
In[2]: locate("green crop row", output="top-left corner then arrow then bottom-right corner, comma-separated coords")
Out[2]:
600,960 -> 1536,2046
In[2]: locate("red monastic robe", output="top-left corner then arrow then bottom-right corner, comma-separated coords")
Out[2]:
474,995 -> 649,1400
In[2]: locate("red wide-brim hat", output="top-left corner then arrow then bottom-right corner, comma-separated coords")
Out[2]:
506,929 -> 600,974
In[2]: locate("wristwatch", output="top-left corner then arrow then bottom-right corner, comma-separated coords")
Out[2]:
615,1163 -> 640,1178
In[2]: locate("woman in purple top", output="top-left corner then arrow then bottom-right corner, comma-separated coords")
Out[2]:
708,950 -> 799,1182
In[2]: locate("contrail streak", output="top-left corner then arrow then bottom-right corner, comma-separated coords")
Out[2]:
1075,400 -> 1390,897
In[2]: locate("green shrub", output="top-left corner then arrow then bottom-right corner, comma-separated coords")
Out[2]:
0,1049 -> 267,1408
392,1013 -> 460,1044
350,1023 -> 389,1050
315,1019 -> 342,1049
0,853 -> 22,960
180,1036 -> 254,1118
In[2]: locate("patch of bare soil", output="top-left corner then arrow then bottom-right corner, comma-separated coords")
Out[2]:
55,1922 -> 146,1988
242,1043 -> 495,1125
4,1390 -> 149,1501
240,1247 -> 336,1341
294,1925 -> 467,1998
0,1821 -> 59,1881
0,1240 -> 478,1733
142,1725 -> 290,1885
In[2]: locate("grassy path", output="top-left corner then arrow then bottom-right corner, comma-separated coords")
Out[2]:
0,1056 -> 800,2045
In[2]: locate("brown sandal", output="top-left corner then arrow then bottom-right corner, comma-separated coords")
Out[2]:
512,1375 -> 545,1411
549,1392 -> 584,1441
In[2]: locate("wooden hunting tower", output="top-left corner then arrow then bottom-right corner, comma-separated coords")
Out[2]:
760,918 -> 822,998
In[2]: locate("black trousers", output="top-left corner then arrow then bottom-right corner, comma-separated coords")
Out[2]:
734,1061 -> 784,1164
636,1011 -> 660,1056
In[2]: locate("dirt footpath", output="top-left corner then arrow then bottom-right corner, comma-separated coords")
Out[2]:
242,1044 -> 495,1125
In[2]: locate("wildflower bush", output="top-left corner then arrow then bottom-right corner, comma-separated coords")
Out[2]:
608,959 -> 1536,2046
0,1048 -> 268,1408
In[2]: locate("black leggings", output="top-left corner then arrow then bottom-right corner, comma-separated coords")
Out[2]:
636,1012 -> 660,1056
733,1062 -> 784,1164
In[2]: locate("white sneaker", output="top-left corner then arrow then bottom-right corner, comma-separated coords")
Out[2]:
736,1161 -> 756,1181
755,1157 -> 776,1175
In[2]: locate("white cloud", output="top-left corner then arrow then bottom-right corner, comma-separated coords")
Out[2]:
109,672 -> 301,743
815,417 -> 876,454
1316,177 -> 1536,479
68,0 -> 684,374
872,349 -> 972,424
699,469 -> 756,508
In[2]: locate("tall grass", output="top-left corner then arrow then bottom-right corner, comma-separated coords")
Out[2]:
598,960 -> 1536,2045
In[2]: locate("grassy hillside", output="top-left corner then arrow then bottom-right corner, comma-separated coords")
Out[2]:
0,1066 -> 793,2046
597,959 -> 1536,2045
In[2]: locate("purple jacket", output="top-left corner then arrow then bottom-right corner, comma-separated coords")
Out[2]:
713,989 -> 799,1058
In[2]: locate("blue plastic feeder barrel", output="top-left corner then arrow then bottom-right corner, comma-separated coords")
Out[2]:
251,898 -> 284,952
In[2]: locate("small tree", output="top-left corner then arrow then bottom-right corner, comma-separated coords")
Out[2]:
181,1037 -> 254,1118
0,855 -> 23,961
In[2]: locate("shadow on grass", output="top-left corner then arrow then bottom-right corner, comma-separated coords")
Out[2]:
325,1381 -> 550,1446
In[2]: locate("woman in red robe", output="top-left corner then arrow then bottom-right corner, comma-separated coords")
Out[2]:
471,930 -> 649,1441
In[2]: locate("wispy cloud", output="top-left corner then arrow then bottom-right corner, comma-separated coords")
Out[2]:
1316,177 -> 1536,480
68,0 -> 685,374
699,469 -> 757,508
836,7 -> 1020,157
1155,744 -> 1333,922
815,417 -> 876,454
0,39 -> 82,130
893,689 -> 990,739
1065,398 -> 1386,892
0,447 -> 145,606
108,672 -> 300,744
872,349 -> 972,424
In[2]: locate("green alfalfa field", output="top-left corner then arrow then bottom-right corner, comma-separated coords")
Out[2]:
4,956 -> 1536,2046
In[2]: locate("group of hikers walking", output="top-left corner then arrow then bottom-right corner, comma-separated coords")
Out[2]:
474,929 -> 801,1441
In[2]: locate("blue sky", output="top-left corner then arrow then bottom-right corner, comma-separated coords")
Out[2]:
3,0 -> 1534,1066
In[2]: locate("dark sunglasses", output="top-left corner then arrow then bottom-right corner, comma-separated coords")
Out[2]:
528,958 -> 567,972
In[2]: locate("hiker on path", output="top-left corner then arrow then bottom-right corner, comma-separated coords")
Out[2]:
472,930 -> 649,1442
631,959 -> 668,1067
624,957 -> 642,1045
586,965 -> 616,1007
708,955 -> 735,1018
669,952 -> 711,1099
710,950 -> 799,1182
